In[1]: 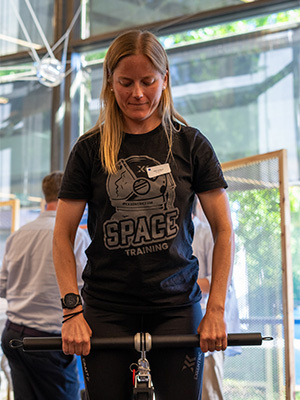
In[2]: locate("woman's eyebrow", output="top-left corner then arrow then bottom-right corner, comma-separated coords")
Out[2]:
118,75 -> 155,80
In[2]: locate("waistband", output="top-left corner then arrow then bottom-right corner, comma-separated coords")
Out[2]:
6,320 -> 59,337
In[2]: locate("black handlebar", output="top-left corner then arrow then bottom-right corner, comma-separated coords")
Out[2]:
10,332 -> 273,352
152,333 -> 268,347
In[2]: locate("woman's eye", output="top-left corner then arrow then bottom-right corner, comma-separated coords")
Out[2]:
143,79 -> 155,86
118,79 -> 155,87
119,80 -> 132,87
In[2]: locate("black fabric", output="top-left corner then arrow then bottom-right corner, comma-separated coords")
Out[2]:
5,320 -> 59,337
81,303 -> 204,400
59,123 -> 227,313
1,325 -> 80,400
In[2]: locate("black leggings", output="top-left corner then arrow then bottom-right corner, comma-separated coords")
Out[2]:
82,303 -> 204,400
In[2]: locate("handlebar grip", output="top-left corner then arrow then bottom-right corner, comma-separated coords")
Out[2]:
228,333 -> 263,346
152,333 -> 263,347
22,336 -> 135,351
23,337 -> 62,351
21,332 -> 265,351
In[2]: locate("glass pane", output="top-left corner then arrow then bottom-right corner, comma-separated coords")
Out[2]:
85,0 -> 260,38
0,0 -> 55,56
0,200 -> 20,268
69,50 -> 105,138
0,70 -> 51,232
167,23 -> 300,183
0,205 -> 13,267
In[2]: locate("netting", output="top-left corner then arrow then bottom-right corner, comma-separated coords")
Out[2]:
222,155 -> 286,399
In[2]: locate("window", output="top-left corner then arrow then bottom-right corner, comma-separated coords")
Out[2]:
0,0 -> 55,57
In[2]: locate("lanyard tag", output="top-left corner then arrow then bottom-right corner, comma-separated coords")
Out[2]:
147,163 -> 171,178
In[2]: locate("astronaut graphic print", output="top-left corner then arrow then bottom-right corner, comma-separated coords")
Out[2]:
103,155 -> 179,256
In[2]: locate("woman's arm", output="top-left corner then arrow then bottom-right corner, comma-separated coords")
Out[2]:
53,198 -> 92,356
196,188 -> 235,353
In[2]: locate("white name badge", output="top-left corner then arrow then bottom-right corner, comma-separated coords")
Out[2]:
147,163 -> 171,178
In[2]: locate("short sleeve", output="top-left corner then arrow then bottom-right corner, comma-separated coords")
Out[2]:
59,134 -> 98,200
192,131 -> 227,193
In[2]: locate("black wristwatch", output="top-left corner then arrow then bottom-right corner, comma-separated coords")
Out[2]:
61,293 -> 82,309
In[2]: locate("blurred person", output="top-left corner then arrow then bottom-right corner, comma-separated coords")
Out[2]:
53,30 -> 234,400
193,197 -> 241,400
0,171 -> 90,400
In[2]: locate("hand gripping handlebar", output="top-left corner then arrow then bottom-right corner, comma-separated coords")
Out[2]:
9,332 -> 273,352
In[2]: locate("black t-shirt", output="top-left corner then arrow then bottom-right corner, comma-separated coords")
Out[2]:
59,123 -> 227,313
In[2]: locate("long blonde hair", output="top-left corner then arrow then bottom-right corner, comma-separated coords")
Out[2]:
89,30 -> 188,174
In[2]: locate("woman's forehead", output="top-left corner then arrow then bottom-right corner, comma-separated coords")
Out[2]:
113,54 -> 160,77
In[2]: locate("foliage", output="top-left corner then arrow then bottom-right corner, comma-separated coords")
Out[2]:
227,185 -> 300,308
0,66 -> 33,78
228,187 -> 282,317
160,9 -> 300,49
84,50 -> 107,63
2,8 -> 300,79
289,187 -> 300,306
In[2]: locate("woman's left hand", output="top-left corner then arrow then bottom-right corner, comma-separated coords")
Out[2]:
197,307 -> 227,353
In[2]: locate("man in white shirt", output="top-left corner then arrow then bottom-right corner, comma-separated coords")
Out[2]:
0,171 -> 90,400
192,198 -> 241,400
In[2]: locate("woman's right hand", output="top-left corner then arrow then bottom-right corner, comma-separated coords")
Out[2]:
61,310 -> 92,356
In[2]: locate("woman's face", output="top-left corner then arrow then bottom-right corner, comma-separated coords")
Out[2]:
111,54 -> 168,134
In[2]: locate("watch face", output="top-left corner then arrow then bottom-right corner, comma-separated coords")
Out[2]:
64,293 -> 79,308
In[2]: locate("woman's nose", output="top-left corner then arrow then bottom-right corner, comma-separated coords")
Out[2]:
133,84 -> 143,99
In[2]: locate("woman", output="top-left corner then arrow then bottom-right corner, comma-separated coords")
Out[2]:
53,29 -> 234,400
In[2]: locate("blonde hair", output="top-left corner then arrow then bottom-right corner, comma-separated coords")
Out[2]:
87,30 -> 188,174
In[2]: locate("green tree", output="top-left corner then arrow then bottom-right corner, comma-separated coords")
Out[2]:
289,186 -> 300,306
228,188 -> 282,317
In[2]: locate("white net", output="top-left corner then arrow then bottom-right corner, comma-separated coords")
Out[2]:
222,154 -> 288,399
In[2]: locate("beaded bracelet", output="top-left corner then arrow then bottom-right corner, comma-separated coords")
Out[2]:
62,309 -> 84,324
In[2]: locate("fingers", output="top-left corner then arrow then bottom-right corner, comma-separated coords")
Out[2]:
198,323 -> 227,353
215,337 -> 227,352
62,335 -> 91,356
62,315 -> 92,356
62,329 -> 91,355
199,336 -> 227,353
197,312 -> 228,353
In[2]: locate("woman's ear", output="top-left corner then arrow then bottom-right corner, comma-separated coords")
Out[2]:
163,69 -> 169,89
